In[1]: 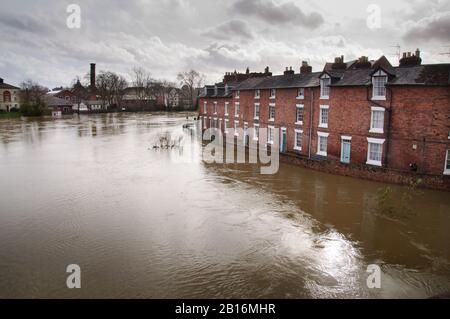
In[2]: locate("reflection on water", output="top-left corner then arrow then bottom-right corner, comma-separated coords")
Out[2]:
0,113 -> 449,298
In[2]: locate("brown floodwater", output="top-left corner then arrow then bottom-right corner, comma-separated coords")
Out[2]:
0,112 -> 449,299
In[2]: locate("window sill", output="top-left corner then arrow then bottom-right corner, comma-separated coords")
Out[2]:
320,96 -> 329,100
366,160 -> 382,167
255,97 -> 260,100
296,96 -> 304,100
318,124 -> 328,129
372,96 -> 386,101
369,128 -> 384,134
444,170 -> 450,176
294,147 -> 302,151
295,121 -> 303,126
254,117 -> 259,121
267,141 -> 274,145
224,113 -> 228,117
235,115 -> 239,118
268,118 -> 275,122
317,151 -> 327,157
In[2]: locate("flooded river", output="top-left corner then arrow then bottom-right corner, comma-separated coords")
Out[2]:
0,113 -> 449,298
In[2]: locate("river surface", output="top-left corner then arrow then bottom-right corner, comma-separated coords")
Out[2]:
0,113 -> 449,298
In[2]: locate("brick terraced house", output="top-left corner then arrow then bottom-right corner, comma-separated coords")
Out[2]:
199,51 -> 450,190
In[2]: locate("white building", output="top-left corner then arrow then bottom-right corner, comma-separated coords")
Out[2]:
0,78 -> 21,112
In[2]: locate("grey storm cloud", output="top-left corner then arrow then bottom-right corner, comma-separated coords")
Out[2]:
403,12 -> 450,42
230,0 -> 324,29
202,20 -> 255,40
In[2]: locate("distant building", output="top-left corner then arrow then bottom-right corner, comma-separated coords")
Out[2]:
0,78 -> 21,112
43,95 -> 74,114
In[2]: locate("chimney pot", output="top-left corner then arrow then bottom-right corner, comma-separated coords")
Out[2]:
416,48 -> 420,57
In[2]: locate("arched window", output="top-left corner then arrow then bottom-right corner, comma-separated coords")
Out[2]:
3,91 -> 11,102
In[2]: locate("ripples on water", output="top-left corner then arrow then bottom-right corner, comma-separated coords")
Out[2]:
0,113 -> 449,298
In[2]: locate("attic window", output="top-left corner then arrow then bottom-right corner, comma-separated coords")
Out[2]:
372,70 -> 387,100
225,85 -> 229,95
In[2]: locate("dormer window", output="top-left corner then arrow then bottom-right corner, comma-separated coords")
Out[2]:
235,90 -> 240,99
372,70 -> 387,100
297,88 -> 305,99
255,89 -> 260,99
214,86 -> 218,96
270,89 -> 276,99
225,85 -> 229,95
213,102 -> 217,114
320,74 -> 331,99
203,87 -> 207,95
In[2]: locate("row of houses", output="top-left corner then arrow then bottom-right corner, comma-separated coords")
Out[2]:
198,50 -> 450,188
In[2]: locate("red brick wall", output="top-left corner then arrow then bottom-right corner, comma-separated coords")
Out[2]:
199,83 -> 450,178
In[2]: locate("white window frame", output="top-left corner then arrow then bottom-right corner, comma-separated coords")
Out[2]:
370,106 -> 385,134
203,117 -> 207,129
267,125 -> 275,145
213,101 -> 218,114
253,124 -> 260,141
235,102 -> 240,118
319,105 -> 329,129
269,103 -> 276,122
297,88 -> 305,100
444,150 -> 450,175
294,129 -> 303,151
224,119 -> 229,133
203,101 -> 207,114
234,120 -> 239,136
372,70 -> 388,100
254,103 -> 260,120
270,89 -> 276,99
320,74 -> 330,99
219,118 -> 222,131
366,137 -> 385,167
224,102 -> 229,116
317,132 -> 329,156
235,90 -> 240,99
255,89 -> 260,99
296,104 -> 304,125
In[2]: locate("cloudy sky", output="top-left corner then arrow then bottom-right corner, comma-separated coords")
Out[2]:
0,0 -> 449,88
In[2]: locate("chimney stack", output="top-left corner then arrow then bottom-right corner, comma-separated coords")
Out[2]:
300,61 -> 312,74
399,49 -> 422,67
284,66 -> 295,75
0,78 -> 3,84
90,63 -> 96,88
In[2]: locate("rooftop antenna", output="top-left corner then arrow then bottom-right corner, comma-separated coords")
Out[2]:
439,45 -> 450,56
389,44 -> 401,60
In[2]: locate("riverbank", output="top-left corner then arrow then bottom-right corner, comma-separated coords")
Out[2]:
0,112 -> 22,119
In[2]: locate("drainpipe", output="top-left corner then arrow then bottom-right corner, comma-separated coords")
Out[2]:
308,88 -> 314,159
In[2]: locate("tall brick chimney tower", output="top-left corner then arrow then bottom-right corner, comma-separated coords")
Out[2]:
90,63 -> 96,88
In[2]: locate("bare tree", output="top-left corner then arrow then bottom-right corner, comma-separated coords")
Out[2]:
20,80 -> 49,104
131,67 -> 152,110
95,71 -> 129,109
177,70 -> 205,110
